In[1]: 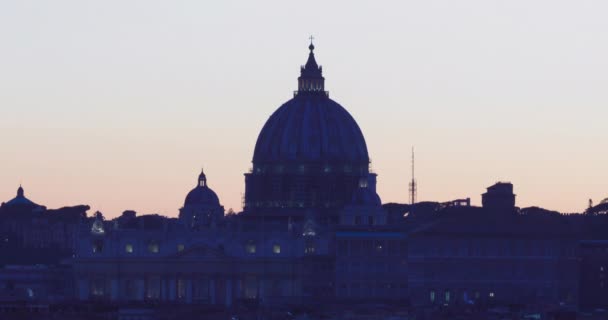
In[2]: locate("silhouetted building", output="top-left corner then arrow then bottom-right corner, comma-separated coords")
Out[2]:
579,240 -> 608,311
4,43 -> 608,318
0,186 -> 45,213
482,182 -> 516,212
71,43 -> 405,307
179,169 -> 224,228
243,42 -> 377,222
0,186 -> 87,264
408,185 -> 580,309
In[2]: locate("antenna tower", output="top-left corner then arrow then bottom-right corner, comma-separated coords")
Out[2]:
408,147 -> 417,205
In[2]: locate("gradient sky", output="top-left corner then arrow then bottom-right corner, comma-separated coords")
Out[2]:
1,1 -> 607,217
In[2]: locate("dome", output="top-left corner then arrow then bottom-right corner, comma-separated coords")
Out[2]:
252,42 -> 369,165
2,185 -> 41,209
184,170 -> 220,206
185,188 -> 220,206
252,94 -> 369,164
244,42 -> 377,212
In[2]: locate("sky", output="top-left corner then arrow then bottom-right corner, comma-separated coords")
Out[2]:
1,1 -> 607,217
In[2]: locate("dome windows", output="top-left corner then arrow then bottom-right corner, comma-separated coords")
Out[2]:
92,240 -> 103,254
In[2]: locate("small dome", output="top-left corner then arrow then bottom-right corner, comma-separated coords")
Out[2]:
3,185 -> 40,208
350,185 -> 382,206
184,169 -> 220,206
185,187 -> 220,206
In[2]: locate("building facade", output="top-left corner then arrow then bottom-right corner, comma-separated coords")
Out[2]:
71,43 -> 405,307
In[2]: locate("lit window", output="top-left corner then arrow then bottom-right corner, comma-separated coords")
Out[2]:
305,239 -> 315,254
148,242 -> 159,253
359,179 -> 368,188
376,243 -> 383,253
430,290 -> 435,303
273,244 -> 281,254
489,292 -> 495,298
246,241 -> 256,254
177,244 -> 185,252
125,244 -> 133,253
601,266 -> 605,272
445,291 -> 450,302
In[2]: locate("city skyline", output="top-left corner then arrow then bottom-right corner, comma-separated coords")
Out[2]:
2,1 -> 608,217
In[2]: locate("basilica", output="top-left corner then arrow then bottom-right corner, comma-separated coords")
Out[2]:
1,43 -> 608,319
72,42 -> 406,307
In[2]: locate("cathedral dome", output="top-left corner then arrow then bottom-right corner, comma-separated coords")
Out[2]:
253,94 -> 369,164
244,41 -> 376,212
184,170 -> 220,206
252,43 -> 369,165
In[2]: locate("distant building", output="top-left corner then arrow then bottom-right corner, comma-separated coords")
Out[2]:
0,186 -> 86,264
2,42 -> 608,317
178,169 -> 224,229
71,43 -> 406,306
579,240 -> 608,311
408,184 -> 580,309
0,186 -> 45,213
482,182 -> 516,212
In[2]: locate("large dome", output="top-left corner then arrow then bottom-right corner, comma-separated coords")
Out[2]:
252,93 -> 369,164
244,42 -> 378,213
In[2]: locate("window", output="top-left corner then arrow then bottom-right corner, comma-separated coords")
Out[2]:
92,240 -> 103,254
148,242 -> 159,253
246,241 -> 256,254
305,239 -> 315,254
194,277 -> 209,301
146,276 -> 161,300
375,241 -> 384,253
177,244 -> 185,252
91,278 -> 105,296
355,216 -> 361,225
177,278 -> 186,300
125,244 -> 133,253
368,216 -> 374,226
489,291 -> 495,298
125,279 -> 137,300
430,290 -> 436,303
445,291 -> 451,303
273,244 -> 281,254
